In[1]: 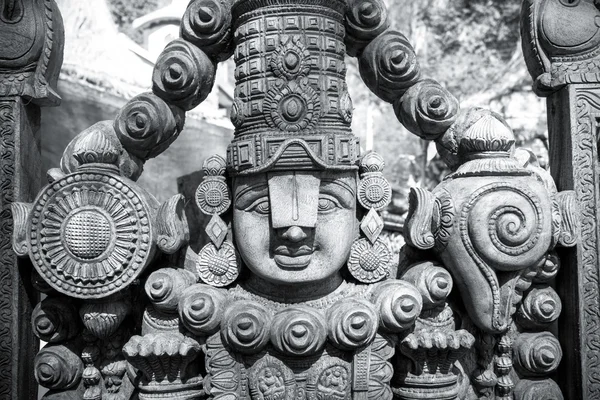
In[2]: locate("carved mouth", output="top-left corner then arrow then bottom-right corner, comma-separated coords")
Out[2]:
274,254 -> 312,269
274,245 -> 313,257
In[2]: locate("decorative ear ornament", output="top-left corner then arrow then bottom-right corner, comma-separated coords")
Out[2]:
195,155 -> 240,287
347,152 -> 393,283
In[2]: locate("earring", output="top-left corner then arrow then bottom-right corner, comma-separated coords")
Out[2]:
195,155 -> 240,287
347,152 -> 393,283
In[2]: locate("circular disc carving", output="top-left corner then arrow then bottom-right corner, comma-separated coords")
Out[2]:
358,174 -> 392,210
195,178 -> 231,215
29,173 -> 155,299
196,241 -> 240,287
221,301 -> 272,354
270,306 -> 327,357
347,238 -> 391,283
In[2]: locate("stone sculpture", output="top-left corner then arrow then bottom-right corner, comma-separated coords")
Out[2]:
6,0 -> 582,399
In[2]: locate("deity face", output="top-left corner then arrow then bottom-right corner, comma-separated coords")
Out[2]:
233,171 -> 358,286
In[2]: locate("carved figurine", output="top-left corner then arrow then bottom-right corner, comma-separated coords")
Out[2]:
9,0 -> 581,399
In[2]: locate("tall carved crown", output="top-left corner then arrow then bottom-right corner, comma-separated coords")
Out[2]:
227,0 -> 359,175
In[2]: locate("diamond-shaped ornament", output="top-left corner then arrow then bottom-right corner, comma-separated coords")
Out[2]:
206,214 -> 228,248
361,208 -> 384,244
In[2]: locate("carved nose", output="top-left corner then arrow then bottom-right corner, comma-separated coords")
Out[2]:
281,226 -> 307,242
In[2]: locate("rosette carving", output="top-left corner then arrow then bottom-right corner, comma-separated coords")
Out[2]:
114,92 -> 185,160
401,261 -> 453,309
197,241 -> 240,287
359,30 -> 421,103
178,284 -> 227,336
34,345 -> 84,390
394,79 -> 459,140
517,285 -> 562,329
221,300 -> 272,354
180,0 -> 233,61
513,332 -> 563,377
32,297 -> 80,343
270,36 -> 311,80
123,332 -> 201,384
270,306 -> 327,356
344,0 -> 389,56
145,268 -> 197,314
152,39 -> 216,111
80,297 -> 131,339
264,78 -> 321,132
326,298 -> 378,351
370,280 -> 423,332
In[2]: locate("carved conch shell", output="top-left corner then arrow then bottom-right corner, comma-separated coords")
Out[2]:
80,298 -> 131,339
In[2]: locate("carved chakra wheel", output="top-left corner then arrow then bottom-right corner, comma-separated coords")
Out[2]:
8,0 -> 583,399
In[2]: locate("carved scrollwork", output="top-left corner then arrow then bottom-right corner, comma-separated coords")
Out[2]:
533,251 -> 561,283
114,93 -> 185,160
344,0 -> 389,57
145,268 -> 197,314
152,39 -> 216,111
221,300 -> 272,354
180,0 -> 234,62
178,283 -> 227,336
370,280 -> 423,333
394,79 -> 459,140
513,378 -> 564,400
556,190 -> 579,247
326,297 -> 378,351
517,285 -> 562,329
513,332 -> 563,377
358,30 -> 421,103
32,297 -> 80,343
270,306 -> 327,356
156,194 -> 190,254
34,345 -> 84,390
404,187 -> 436,250
11,201 -> 31,256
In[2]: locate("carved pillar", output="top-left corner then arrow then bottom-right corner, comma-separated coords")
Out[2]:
0,0 -> 64,398
521,0 -> 600,398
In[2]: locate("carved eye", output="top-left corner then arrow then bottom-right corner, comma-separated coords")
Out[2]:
318,196 -> 339,213
248,198 -> 270,215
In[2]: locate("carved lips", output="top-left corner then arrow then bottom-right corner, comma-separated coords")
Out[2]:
273,244 -> 314,269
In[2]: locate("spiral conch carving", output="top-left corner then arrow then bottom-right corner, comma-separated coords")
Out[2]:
153,39 -> 215,111
513,379 -> 564,400
34,345 -> 84,390
370,280 -> 423,332
114,92 -> 185,160
32,297 -> 80,343
461,183 -> 552,272
221,301 -> 272,354
145,268 -> 197,314
178,284 -> 227,336
513,332 -> 563,377
359,30 -> 421,103
344,0 -> 389,56
270,306 -> 327,356
180,0 -> 233,61
326,298 -> 378,351
395,79 -> 459,140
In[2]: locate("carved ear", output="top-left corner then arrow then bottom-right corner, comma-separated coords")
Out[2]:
156,194 -> 190,254
11,202 -> 31,257
404,187 -> 436,250
556,190 -> 579,247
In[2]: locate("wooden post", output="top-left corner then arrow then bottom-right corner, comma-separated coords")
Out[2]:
521,1 -> 600,398
0,0 -> 63,398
